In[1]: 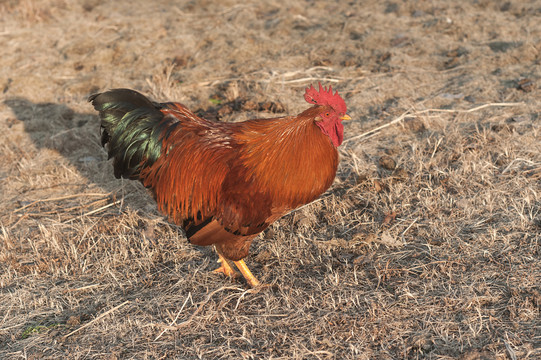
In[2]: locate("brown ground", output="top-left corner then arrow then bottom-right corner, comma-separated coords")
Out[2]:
1,0 -> 540,359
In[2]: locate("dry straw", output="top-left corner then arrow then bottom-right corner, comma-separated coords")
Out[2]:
343,102 -> 525,144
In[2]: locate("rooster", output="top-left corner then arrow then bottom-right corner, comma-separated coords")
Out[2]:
89,83 -> 350,287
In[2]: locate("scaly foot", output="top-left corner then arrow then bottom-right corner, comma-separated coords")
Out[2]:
213,253 -> 239,278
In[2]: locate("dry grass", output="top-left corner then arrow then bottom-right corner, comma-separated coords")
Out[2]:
1,0 -> 540,358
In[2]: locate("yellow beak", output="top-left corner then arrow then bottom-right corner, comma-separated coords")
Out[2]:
340,114 -> 352,121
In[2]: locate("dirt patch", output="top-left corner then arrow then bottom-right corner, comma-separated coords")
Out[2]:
0,0 -> 540,358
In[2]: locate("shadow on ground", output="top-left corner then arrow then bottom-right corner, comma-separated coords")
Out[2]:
4,95 -> 226,267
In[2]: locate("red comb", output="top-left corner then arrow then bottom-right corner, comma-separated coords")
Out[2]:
304,82 -> 347,114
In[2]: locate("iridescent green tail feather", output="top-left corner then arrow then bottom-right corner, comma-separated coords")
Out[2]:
89,89 -> 172,180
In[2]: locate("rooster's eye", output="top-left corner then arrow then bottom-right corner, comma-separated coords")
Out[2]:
325,112 -> 330,117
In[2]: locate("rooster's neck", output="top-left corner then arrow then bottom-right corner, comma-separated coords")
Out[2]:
232,113 -> 339,208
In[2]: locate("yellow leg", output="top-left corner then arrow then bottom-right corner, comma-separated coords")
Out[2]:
233,259 -> 261,288
213,252 -> 239,278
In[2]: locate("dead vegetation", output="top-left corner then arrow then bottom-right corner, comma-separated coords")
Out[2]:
0,0 -> 540,358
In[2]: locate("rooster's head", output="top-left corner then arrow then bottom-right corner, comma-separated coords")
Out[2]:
304,83 -> 350,147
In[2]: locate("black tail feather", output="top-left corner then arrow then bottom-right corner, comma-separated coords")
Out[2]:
89,89 -> 174,180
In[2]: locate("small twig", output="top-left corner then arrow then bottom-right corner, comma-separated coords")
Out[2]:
64,200 -> 121,223
63,300 -> 130,339
342,110 -> 412,144
501,158 -> 538,174
234,288 -> 255,310
173,286 -> 240,329
417,102 -> 523,114
385,260 -> 455,273
0,323 -> 25,332
273,67 -> 335,79
270,77 -> 342,84
504,340 -> 517,360
430,137 -> 443,159
14,193 -> 111,213
343,102 -> 524,144
63,284 -> 101,293
49,128 -> 77,139
154,293 -> 192,341
152,286 -> 241,334
83,201 -> 121,216
401,217 -> 419,237
341,221 -> 375,235
0,303 -> 13,327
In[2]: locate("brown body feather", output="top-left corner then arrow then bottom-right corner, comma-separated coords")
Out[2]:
140,104 -> 338,261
